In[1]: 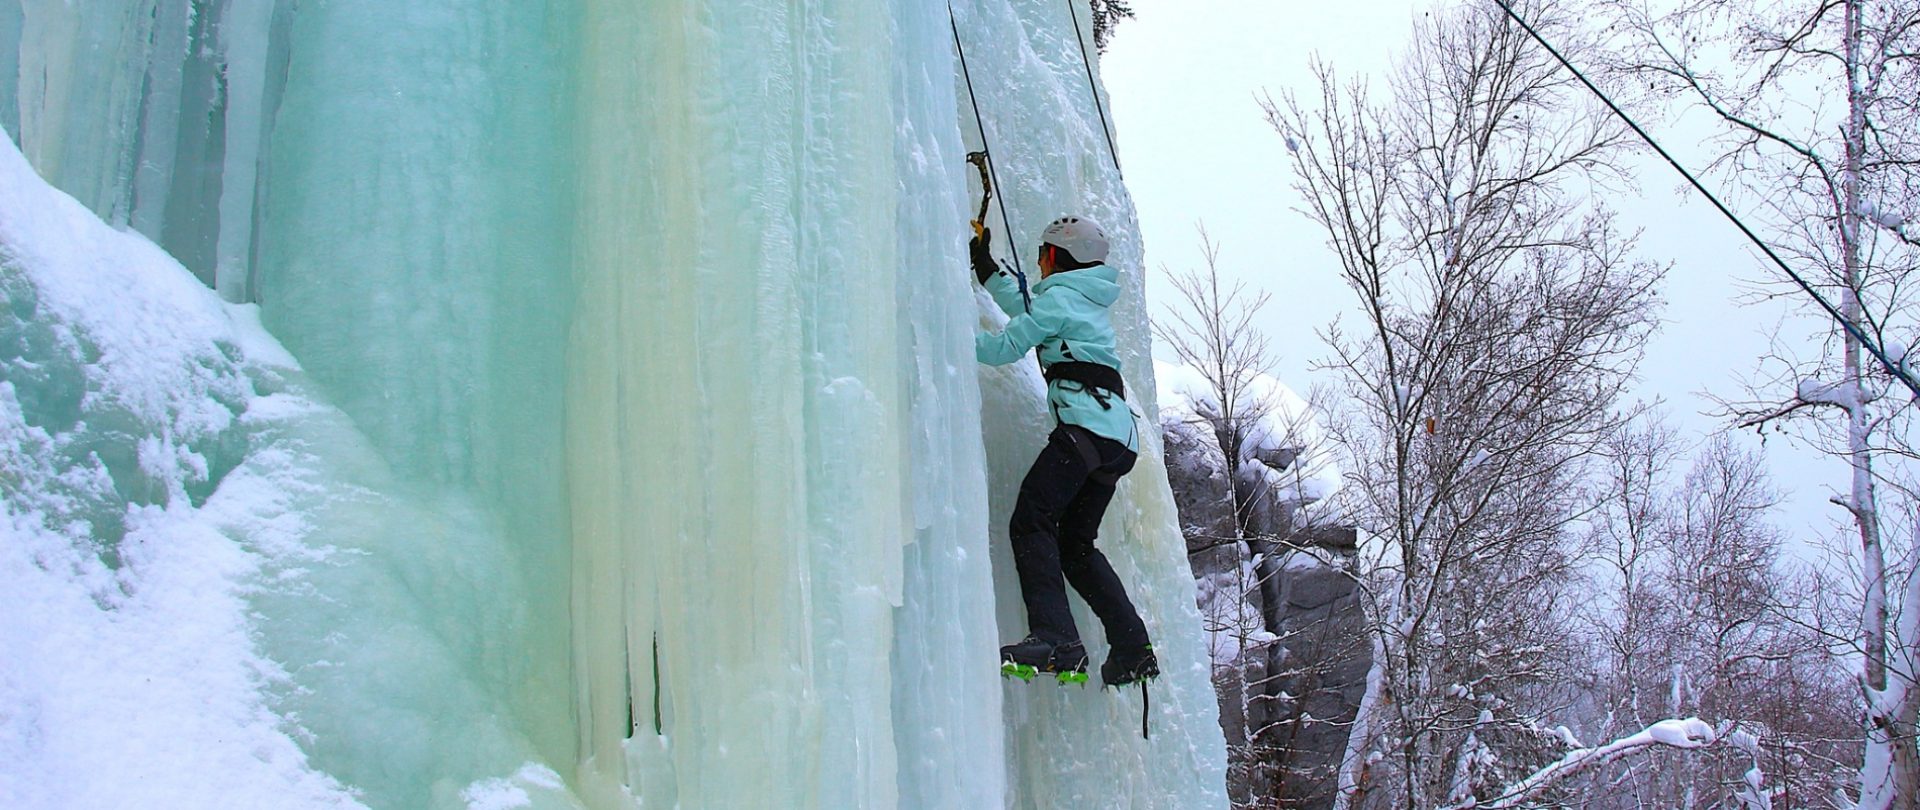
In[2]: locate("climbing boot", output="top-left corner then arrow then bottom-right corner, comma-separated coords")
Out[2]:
1101,643 -> 1159,688
1000,636 -> 1090,684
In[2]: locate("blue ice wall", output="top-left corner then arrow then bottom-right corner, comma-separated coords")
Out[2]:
0,1 -> 1227,807
250,2 -> 580,781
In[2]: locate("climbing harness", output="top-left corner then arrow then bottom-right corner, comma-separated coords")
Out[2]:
1063,0 -> 1122,176
1044,361 -> 1126,409
950,5 -> 1030,310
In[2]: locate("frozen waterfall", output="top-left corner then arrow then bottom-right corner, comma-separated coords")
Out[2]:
0,1 -> 1227,807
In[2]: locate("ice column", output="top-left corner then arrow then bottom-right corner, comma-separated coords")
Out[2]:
9,0 -> 250,286
0,3 -> 22,146
954,1 -> 1231,805
243,0 -> 580,800
12,0 -> 160,222
569,1 -> 1004,806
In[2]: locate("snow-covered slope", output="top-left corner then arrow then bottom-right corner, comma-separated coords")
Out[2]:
0,124 -> 364,810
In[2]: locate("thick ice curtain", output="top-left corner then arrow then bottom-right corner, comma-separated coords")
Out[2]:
9,0 -> 279,293
246,0 -> 580,789
955,2 -> 1231,806
569,1 -> 942,806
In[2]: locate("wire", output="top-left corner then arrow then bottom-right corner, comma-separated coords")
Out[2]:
1065,0 -> 1123,176
950,5 -> 1022,273
1488,0 -> 1920,401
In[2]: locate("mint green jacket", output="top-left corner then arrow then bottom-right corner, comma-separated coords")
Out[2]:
976,263 -> 1140,452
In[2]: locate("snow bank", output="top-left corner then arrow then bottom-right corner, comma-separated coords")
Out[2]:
0,129 -> 361,808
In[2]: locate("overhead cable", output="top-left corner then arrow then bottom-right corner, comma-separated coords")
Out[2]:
1490,0 -> 1920,400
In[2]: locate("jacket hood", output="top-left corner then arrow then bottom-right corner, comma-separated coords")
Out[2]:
1035,263 -> 1120,308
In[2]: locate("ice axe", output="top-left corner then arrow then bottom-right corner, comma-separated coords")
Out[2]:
963,149 -> 1030,312
966,149 -> 992,238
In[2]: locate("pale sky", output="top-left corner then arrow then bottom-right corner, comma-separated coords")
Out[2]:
1100,1 -> 1858,551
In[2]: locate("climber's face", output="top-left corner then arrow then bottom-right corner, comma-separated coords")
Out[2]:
1037,244 -> 1058,279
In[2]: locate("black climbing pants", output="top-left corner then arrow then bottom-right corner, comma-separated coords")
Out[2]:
1011,424 -> 1150,650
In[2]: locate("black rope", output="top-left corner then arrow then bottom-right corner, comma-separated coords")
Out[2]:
1490,0 -> 1920,401
1065,0 -> 1122,176
950,5 -> 1021,273
1141,682 -> 1151,739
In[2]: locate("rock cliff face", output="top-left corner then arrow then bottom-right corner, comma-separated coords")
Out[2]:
1254,529 -> 1369,808
1163,414 -> 1369,810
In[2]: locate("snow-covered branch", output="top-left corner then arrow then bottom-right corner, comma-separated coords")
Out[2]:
1446,719 -> 1725,810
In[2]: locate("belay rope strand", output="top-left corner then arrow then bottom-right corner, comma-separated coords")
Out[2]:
1141,681 -> 1151,739
1064,0 -> 1122,176
950,5 -> 1024,300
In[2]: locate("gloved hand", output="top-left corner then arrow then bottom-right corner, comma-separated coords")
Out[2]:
970,226 -> 996,285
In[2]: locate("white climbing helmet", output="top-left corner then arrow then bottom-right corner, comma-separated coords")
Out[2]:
1040,215 -> 1109,265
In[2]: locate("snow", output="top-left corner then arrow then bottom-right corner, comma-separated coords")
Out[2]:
1644,718 -> 1716,748
1798,377 -> 1867,409
1197,554 -> 1272,668
459,764 -> 572,810
1284,547 -> 1335,572
1460,717 -> 1723,810
1885,340 -> 1909,367
1154,358 -> 1342,506
1861,200 -> 1906,229
0,130 -> 362,809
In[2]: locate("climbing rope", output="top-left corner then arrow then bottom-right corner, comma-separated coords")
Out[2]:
1141,681 -> 1151,739
1490,0 -> 1920,401
1064,0 -> 1123,176
950,6 -> 1022,274
951,5 -> 1033,314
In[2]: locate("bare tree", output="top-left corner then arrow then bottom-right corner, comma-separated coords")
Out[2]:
1586,415 -> 1683,735
1580,423 -> 1858,806
1154,224 -> 1278,538
1605,1 -> 1920,802
1268,1 -> 1669,805
1154,227 -> 1361,808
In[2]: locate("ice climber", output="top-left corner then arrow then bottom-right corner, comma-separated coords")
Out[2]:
971,215 -> 1159,689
